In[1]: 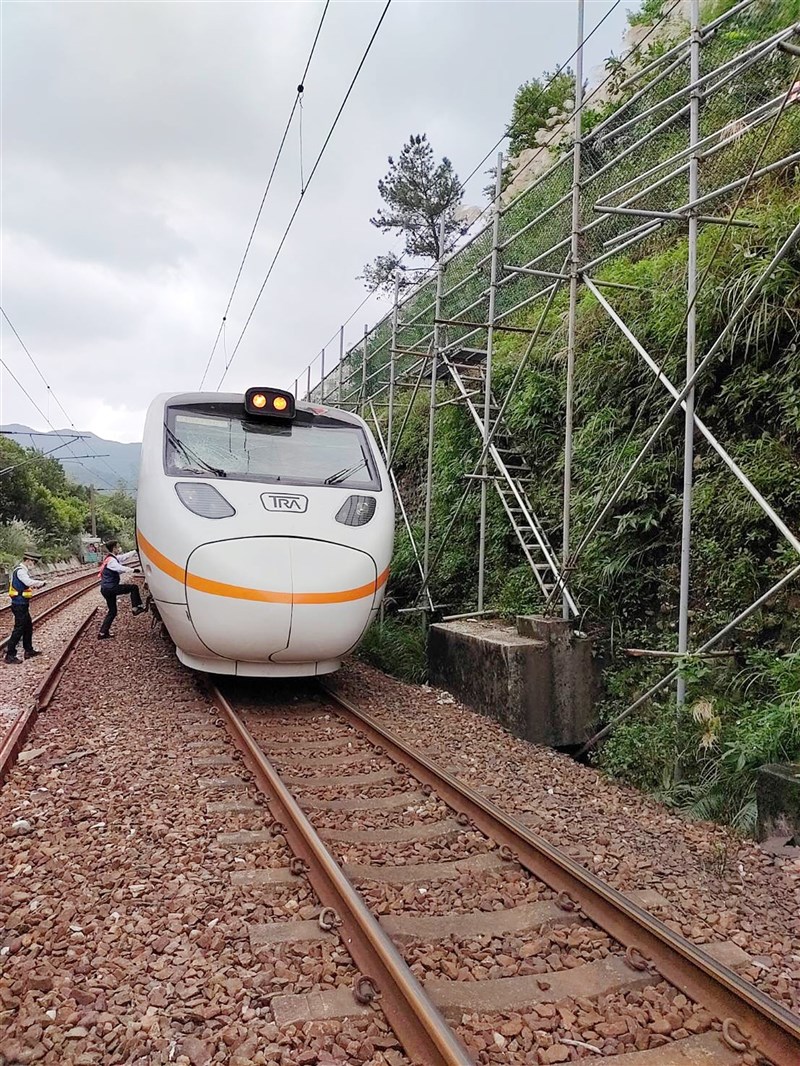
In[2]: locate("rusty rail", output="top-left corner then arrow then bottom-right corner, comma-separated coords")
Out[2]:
322,682 -> 800,1066
208,683 -> 473,1066
0,605 -> 97,786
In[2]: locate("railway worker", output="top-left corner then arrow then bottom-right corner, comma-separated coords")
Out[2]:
4,552 -> 47,665
98,540 -> 146,640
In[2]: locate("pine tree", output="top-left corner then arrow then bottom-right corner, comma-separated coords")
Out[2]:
361,134 -> 464,293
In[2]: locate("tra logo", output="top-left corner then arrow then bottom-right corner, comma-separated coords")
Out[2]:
261,493 -> 309,513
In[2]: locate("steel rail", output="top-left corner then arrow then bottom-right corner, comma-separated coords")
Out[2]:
1,580 -> 99,652
0,604 -> 97,786
322,683 -> 800,1066
208,684 -> 473,1066
0,569 -> 96,615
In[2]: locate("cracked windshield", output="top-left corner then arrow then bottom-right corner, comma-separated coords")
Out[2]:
165,405 -> 378,488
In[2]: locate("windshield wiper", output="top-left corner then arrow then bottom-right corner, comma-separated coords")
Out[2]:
165,425 -> 227,477
324,457 -> 368,486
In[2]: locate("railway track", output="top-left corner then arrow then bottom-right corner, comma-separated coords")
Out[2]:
0,583 -> 99,785
0,567 -> 96,616
205,681 -> 800,1066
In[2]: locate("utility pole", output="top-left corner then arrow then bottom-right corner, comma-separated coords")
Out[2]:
90,484 -> 97,537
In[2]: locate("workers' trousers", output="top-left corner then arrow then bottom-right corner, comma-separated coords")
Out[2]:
99,584 -> 143,636
7,602 -> 34,657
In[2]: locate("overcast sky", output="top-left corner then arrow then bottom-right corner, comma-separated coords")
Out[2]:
1,0 -> 629,455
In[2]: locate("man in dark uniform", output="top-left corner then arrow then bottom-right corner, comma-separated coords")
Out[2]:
5,552 -> 47,665
98,540 -> 145,639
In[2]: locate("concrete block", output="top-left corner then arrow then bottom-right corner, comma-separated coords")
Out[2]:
428,617 -> 593,747
757,763 -> 800,843
517,616 -> 595,746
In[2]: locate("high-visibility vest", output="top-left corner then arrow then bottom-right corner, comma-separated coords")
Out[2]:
98,555 -> 121,592
8,566 -> 33,602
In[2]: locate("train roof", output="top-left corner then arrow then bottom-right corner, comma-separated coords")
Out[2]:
150,392 -> 365,427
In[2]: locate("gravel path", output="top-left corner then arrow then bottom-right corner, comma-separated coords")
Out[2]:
331,662 -> 800,1014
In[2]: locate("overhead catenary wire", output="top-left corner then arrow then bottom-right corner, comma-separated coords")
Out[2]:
0,306 -> 122,482
0,356 -> 68,434
216,0 -> 393,389
198,0 -> 331,390
1,306 -> 75,429
1,309 -> 124,488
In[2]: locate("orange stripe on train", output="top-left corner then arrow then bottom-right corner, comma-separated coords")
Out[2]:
136,531 -> 389,605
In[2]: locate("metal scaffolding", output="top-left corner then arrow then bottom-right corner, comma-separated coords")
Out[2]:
293,0 -> 800,710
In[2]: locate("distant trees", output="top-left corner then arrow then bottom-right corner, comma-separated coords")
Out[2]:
0,435 -> 135,566
361,134 -> 465,294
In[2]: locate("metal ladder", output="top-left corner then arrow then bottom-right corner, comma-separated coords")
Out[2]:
440,350 -> 579,617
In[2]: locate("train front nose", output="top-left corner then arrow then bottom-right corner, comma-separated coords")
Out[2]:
185,537 -> 379,665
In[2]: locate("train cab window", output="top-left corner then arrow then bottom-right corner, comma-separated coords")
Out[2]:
164,403 -> 381,491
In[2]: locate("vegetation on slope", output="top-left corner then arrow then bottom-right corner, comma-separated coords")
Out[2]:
359,0 -> 800,832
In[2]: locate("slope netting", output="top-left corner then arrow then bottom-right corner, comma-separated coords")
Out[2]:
307,0 -> 798,419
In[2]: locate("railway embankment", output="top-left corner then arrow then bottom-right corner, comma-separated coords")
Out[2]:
1,609 -> 798,1063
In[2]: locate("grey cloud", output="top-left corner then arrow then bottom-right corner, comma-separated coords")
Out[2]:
2,0 -> 629,446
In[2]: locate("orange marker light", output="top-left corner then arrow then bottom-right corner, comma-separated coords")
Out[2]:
245,386 -> 294,419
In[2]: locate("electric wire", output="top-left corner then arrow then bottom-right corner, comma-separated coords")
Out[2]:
0,320 -> 123,491
1,306 -> 75,428
198,0 -> 331,390
0,356 -> 63,432
458,0 -> 624,191
216,0 -> 392,389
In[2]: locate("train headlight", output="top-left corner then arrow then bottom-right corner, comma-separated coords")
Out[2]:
335,495 -> 376,527
175,482 -> 236,519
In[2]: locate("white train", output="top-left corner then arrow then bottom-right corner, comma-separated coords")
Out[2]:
136,387 -> 394,676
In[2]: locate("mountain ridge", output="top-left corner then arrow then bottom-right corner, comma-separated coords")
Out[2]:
0,424 -> 141,493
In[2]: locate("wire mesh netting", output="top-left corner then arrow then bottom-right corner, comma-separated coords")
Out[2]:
303,0 -> 799,616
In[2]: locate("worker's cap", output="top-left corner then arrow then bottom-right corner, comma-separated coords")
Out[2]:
23,551 -> 42,561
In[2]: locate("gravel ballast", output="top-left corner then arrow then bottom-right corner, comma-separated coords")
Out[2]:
0,626 -> 409,1065
3,619 -> 797,1065
332,661 -> 800,1013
